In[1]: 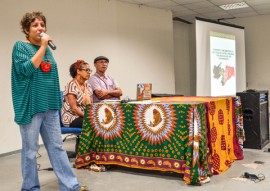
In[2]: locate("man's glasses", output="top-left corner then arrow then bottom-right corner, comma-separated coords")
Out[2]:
80,68 -> 92,73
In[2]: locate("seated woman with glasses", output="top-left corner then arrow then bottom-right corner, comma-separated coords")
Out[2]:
61,60 -> 93,128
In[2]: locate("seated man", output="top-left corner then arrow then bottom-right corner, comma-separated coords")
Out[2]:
89,56 -> 122,102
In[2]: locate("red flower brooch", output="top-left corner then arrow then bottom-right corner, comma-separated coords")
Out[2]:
40,61 -> 51,72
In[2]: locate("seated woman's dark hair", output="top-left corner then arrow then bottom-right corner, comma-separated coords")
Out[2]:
69,60 -> 89,78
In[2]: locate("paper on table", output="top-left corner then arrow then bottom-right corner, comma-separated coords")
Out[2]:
100,100 -> 120,103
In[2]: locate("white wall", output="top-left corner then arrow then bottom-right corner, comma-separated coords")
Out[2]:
173,22 -> 196,96
232,15 -> 270,93
0,0 -> 175,155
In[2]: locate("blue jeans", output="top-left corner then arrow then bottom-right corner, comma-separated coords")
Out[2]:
19,110 -> 82,191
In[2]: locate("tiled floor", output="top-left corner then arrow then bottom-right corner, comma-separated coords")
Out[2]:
1,139 -> 270,191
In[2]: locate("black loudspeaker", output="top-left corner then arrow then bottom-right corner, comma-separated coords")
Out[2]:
236,90 -> 270,149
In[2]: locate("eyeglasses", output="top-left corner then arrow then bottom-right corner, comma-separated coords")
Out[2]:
80,68 -> 92,73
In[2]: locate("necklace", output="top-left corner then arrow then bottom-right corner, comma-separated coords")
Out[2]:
74,79 -> 86,94
40,53 -> 51,72
74,79 -> 91,105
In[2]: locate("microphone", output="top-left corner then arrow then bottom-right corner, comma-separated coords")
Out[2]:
40,32 -> 57,50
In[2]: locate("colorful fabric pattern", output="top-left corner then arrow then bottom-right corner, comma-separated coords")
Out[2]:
234,96 -> 245,148
152,96 -> 244,174
76,102 -> 211,185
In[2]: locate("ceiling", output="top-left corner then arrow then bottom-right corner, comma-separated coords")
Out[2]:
117,0 -> 270,23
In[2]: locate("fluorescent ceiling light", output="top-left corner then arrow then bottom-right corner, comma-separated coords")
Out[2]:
220,2 -> 249,10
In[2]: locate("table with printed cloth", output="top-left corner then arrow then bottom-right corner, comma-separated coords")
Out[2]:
153,96 -> 244,175
75,96 -> 244,185
75,101 -> 211,185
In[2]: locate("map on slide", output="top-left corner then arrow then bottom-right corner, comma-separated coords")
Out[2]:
213,63 -> 235,86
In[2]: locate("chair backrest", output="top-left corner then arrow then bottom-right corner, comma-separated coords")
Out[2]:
59,111 -> 65,128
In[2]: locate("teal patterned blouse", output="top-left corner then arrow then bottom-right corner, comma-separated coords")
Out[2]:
11,41 -> 62,125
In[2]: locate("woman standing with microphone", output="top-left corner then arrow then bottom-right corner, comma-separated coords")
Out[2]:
11,11 -> 88,191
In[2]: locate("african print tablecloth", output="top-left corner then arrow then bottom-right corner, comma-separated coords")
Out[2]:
152,96 -> 244,174
75,102 -> 212,185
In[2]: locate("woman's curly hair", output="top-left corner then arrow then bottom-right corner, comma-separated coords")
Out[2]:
20,11 -> 46,39
69,60 -> 89,78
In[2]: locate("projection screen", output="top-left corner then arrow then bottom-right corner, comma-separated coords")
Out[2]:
195,17 -> 246,96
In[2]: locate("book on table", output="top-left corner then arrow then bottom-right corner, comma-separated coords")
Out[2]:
137,83 -> 152,101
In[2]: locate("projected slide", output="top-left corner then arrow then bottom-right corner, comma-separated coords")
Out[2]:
210,31 -> 236,96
